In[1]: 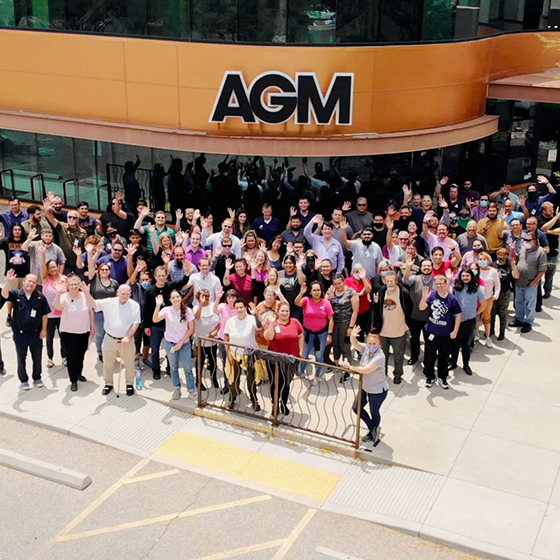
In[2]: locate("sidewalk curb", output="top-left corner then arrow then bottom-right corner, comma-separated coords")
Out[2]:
0,448 -> 92,490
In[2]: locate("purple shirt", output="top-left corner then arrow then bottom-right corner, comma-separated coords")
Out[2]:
185,245 -> 207,269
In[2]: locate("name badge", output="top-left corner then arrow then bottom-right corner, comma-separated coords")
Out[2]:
30,309 -> 37,318
274,325 -> 281,334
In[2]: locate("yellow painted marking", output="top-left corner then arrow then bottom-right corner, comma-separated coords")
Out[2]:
30,458 -> 150,559
123,469 -> 180,484
155,432 -> 341,502
271,509 -> 317,560
190,539 -> 284,560
57,495 -> 271,542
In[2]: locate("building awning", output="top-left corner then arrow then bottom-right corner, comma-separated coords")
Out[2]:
488,68 -> 560,103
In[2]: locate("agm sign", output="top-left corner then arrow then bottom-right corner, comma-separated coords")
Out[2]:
209,71 -> 354,126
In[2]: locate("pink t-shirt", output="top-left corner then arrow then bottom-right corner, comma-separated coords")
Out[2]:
160,306 -> 194,344
301,297 -> 333,332
43,275 -> 67,318
59,292 -> 90,333
218,303 -> 236,340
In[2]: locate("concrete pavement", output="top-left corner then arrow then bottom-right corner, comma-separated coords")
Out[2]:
0,288 -> 560,559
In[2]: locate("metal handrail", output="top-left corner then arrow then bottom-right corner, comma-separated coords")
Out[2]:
62,179 -> 76,206
0,169 -> 15,197
29,172 -> 45,201
196,336 -> 364,449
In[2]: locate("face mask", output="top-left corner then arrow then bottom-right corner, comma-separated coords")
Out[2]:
478,260 -> 488,268
140,281 -> 151,289
373,224 -> 384,231
366,344 -> 380,353
480,200 -> 488,208
473,247 -> 483,253
528,191 -> 538,201
524,241 -> 533,249
497,257 -> 507,262
381,270 -> 390,277
472,269 -> 479,276
460,211 -> 469,218
362,238 -> 372,246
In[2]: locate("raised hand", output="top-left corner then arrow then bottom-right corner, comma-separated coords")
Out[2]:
339,216 -> 348,229
175,208 -> 183,220
126,243 -> 137,256
537,175 -> 548,184
438,197 -> 448,209
200,217 -> 208,229
115,191 -> 123,202
342,201 -> 352,212
147,223 -> 156,233
299,282 -> 307,295
6,269 -> 16,281
28,227 -> 39,241
227,208 -> 235,220
445,238 -> 455,250
402,184 -> 411,196
225,258 -> 233,270
155,294 -> 164,306
518,194 -> 526,207
79,281 -> 90,293
289,206 -> 297,217
193,208 -> 201,221
140,206 -> 150,218
372,292 -> 379,304
286,241 -> 294,254
182,258 -> 194,275
248,302 -> 256,315
385,216 -> 394,229
215,288 -> 224,302
351,325 -> 361,338
421,285 -> 431,299
72,244 -> 82,258
440,176 -> 449,186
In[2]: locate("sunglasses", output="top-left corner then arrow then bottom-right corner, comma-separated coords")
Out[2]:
222,244 -> 232,248
67,216 -> 78,220
357,203 -> 367,207
113,248 -> 123,252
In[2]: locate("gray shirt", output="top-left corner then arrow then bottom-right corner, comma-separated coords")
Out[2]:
347,240 -> 383,280
345,210 -> 373,234
404,274 -> 434,321
456,233 -> 488,255
515,247 -> 547,288
28,241 -> 66,283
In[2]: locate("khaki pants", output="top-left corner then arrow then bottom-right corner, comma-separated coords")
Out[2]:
102,335 -> 135,386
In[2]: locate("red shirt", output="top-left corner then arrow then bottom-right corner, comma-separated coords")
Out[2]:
344,276 -> 371,314
229,273 -> 253,304
432,260 -> 452,277
268,319 -> 303,357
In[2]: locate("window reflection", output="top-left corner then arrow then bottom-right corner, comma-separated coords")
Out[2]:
288,0 -> 336,43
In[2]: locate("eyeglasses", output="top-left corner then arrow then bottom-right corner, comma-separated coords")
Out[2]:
113,248 -> 123,253
100,268 -> 110,272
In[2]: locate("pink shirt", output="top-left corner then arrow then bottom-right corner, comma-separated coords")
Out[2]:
43,275 -> 67,318
301,297 -> 333,332
160,306 -> 194,344
218,303 -> 236,340
59,292 -> 90,333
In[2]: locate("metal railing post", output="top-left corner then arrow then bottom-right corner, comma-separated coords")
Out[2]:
106,163 -> 112,203
272,362 -> 280,427
354,374 -> 363,450
197,338 -> 202,407
0,169 -> 15,197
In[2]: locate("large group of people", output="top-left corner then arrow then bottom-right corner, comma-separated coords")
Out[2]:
0,156 -> 557,446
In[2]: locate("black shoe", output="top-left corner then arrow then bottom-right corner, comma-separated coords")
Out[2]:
153,372 -> 161,380
536,306 -> 543,313
425,379 -> 434,388
543,293 -> 551,299
407,358 -> 417,366
212,377 -> 219,388
6,315 -> 12,327
362,431 -> 374,443
252,402 -> 261,412
448,362 -> 458,371
440,379 -> 449,390
199,383 -> 207,392
78,375 -> 87,382
70,382 -> 78,392
521,323 -> 532,334
126,385 -> 134,396
497,333 -> 505,341
102,385 -> 113,395
339,372 -> 350,384
220,386 -> 229,395
98,354 -> 103,363
228,398 -> 236,410
463,364 -> 473,376
393,376 -> 402,385
0,366 -> 5,375
509,319 -> 523,328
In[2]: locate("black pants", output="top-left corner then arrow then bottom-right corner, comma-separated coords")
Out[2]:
423,334 -> 451,382
356,311 -> 370,340
353,389 -> 388,433
270,365 -> 291,411
449,318 -> 476,367
200,345 -> 218,385
60,332 -> 89,382
46,317 -> 67,361
14,332 -> 42,383
409,317 -> 427,363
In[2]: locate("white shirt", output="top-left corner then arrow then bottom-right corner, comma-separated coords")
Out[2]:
187,272 -> 222,300
202,232 -> 242,258
224,314 -> 257,356
348,240 -> 383,279
96,298 -> 140,338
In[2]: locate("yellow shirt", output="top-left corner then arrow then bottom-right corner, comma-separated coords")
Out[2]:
477,218 -> 506,253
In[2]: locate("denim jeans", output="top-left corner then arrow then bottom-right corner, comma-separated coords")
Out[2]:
544,255 -> 558,297
300,330 -> 328,377
93,310 -> 105,358
515,285 -> 538,324
14,332 -> 42,383
353,389 -> 388,433
164,339 -> 195,391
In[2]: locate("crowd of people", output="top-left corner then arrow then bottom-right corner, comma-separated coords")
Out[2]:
0,156 -> 556,446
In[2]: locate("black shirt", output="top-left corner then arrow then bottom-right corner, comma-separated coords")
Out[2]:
143,276 -> 189,329
537,215 -> 559,257
6,289 -> 50,334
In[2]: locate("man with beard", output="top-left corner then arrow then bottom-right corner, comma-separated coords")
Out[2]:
477,202 -> 508,256
345,197 -> 372,235
371,213 -> 387,248
340,220 -> 383,280
525,177 -> 556,217
281,215 -> 306,246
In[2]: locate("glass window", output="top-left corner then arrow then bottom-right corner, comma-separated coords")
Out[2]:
0,129 -> 37,198
238,0 -> 287,42
380,0 -> 423,42
190,0 -> 238,41
287,0 -> 336,43
147,0 -> 189,38
422,0 -> 456,40
103,0 -> 147,35
337,0 -> 380,43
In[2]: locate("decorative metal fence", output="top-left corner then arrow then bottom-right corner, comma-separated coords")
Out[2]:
195,337 -> 365,449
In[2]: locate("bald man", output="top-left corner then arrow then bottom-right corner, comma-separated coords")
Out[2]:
84,283 -> 140,396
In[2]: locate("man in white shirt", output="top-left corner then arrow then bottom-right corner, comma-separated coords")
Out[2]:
84,283 -> 140,396
340,221 -> 383,279
202,218 -> 241,258
186,257 -> 222,301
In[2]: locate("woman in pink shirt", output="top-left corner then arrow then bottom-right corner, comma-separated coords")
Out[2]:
53,275 -> 95,392
294,281 -> 334,379
42,258 -> 67,368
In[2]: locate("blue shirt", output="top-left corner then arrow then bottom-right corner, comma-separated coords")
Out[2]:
0,210 -> 28,235
452,287 -> 485,321
251,216 -> 280,244
526,192 -> 555,217
98,255 -> 128,284
425,292 -> 462,337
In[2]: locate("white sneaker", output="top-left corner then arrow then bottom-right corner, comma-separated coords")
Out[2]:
486,337 -> 493,349
172,389 -> 181,400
